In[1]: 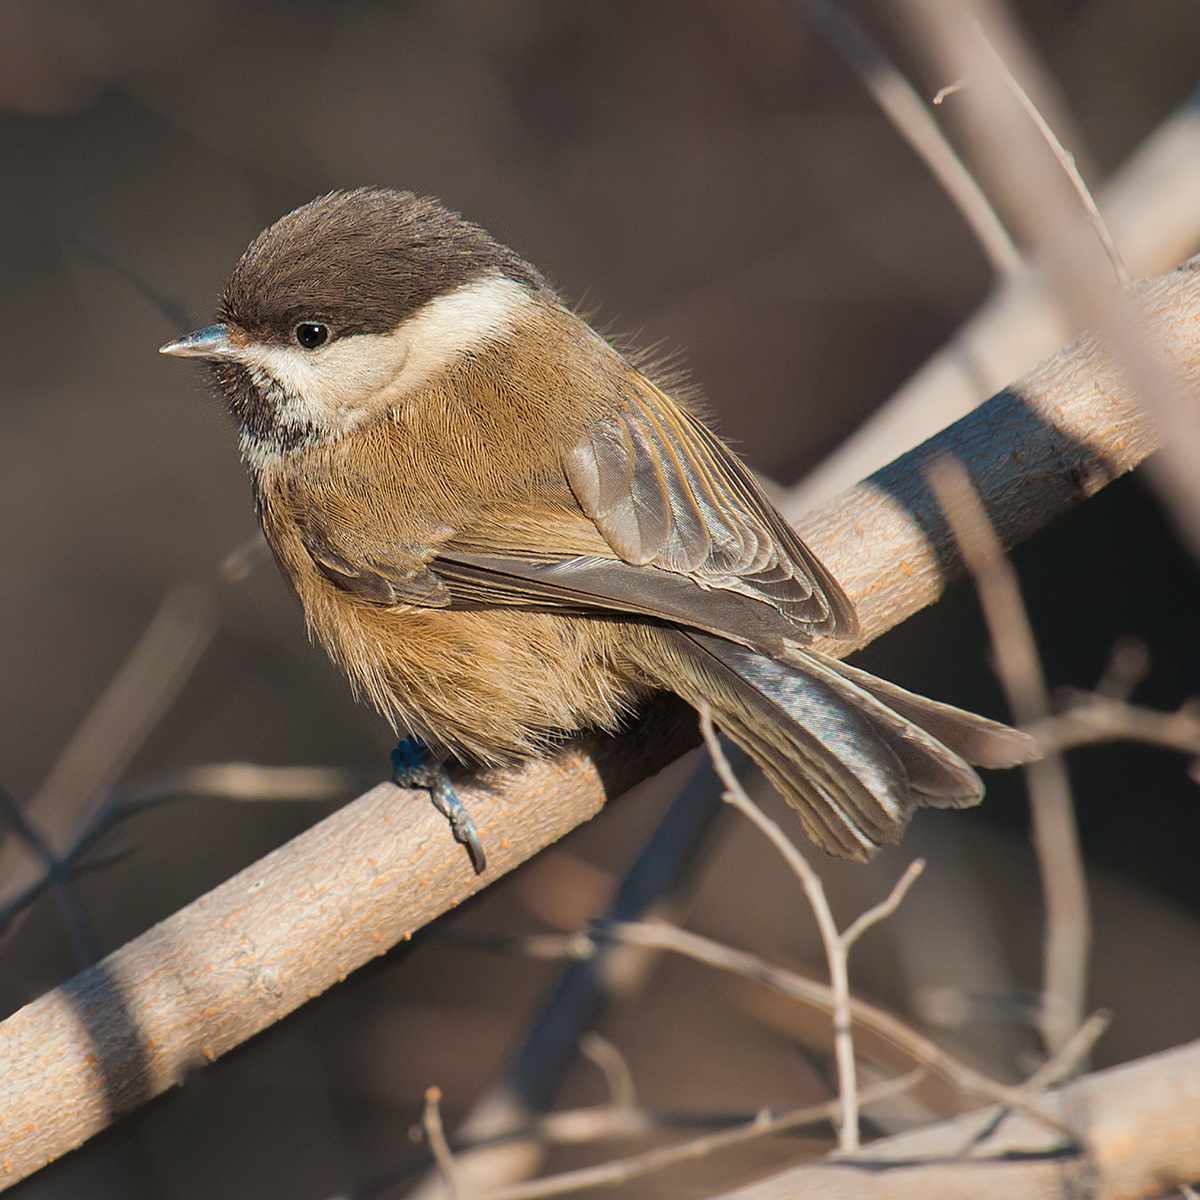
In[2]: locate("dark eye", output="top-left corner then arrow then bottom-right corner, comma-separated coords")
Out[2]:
294,322 -> 331,350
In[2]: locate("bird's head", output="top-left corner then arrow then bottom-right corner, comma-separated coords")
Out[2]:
161,188 -> 549,467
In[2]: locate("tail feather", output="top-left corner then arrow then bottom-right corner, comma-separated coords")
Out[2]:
624,626 -> 1031,861
775,643 -> 985,808
810,651 -> 1039,769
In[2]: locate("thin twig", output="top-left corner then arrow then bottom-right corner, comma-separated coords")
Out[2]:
899,0 -> 1200,566
0,765 -> 361,945
27,584 -> 216,860
783,90 -> 1200,521
578,1033 -> 636,1111
424,1087 -> 463,1200
925,455 -> 1089,1058
1027,694 -> 1200,757
440,929 -> 598,962
0,535 -> 268,948
1023,1009 -> 1110,1090
0,583 -> 217,939
604,920 -> 1083,1140
699,704 -> 929,1153
841,859 -> 926,950
482,1072 -> 923,1200
973,22 -> 1130,288
699,705 -> 859,1152
218,531 -> 271,583
784,0 -> 1023,280
1093,636 -> 1150,701
0,783 -> 99,966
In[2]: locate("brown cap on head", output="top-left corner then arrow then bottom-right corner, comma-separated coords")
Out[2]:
217,188 -> 551,345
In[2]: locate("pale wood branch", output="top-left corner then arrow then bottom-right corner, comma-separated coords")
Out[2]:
0,258 -> 1198,1187
706,1037 -> 1200,1200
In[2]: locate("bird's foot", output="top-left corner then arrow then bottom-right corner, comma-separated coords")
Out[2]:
391,737 -> 486,874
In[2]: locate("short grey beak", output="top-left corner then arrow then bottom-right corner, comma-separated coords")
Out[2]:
159,324 -> 236,359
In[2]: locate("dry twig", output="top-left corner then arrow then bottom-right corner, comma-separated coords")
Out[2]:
785,91 -> 1200,518
475,1073 -> 922,1200
578,1033 -> 636,1112
0,584 -> 217,925
424,1087 -> 464,1200
925,455 -> 1089,1056
972,26 -> 1130,288
784,0 -> 1022,280
698,703 -> 923,1152
602,920 -> 1103,1139
703,1036 -> 1200,1200
898,0 -> 1200,563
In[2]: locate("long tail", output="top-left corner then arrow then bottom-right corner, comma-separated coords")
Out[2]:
624,626 -> 1038,861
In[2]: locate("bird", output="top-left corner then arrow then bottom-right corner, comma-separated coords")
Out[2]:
161,187 -> 1035,872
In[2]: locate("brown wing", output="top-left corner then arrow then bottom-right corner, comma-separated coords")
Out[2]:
294,367 -> 856,650
561,370 -> 858,639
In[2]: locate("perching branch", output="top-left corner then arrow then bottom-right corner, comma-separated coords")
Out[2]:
0,258 -> 1198,1187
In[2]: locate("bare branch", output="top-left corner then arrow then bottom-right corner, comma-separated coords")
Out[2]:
841,859 -> 925,951
698,705 -> 863,1152
785,0 -> 1023,280
0,584 -> 216,885
925,455 -> 1089,1057
897,0 -> 1200,567
1093,636 -> 1151,701
972,23 -> 1130,287
482,1073 -> 923,1200
604,920 -> 1078,1138
1028,693 -> 1200,757
1024,1009 -> 1110,1090
704,1037 -> 1200,1200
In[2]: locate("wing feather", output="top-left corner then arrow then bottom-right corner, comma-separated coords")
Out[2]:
564,371 -> 857,639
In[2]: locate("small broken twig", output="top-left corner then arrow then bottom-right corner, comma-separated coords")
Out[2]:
424,1087 -> 464,1200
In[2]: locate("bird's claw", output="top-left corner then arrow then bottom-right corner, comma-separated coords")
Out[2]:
391,737 -> 487,874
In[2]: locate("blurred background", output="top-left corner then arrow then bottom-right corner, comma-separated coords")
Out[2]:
1,0 -> 1200,1196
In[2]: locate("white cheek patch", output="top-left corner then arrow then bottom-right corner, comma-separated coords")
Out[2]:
235,272 -> 535,440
